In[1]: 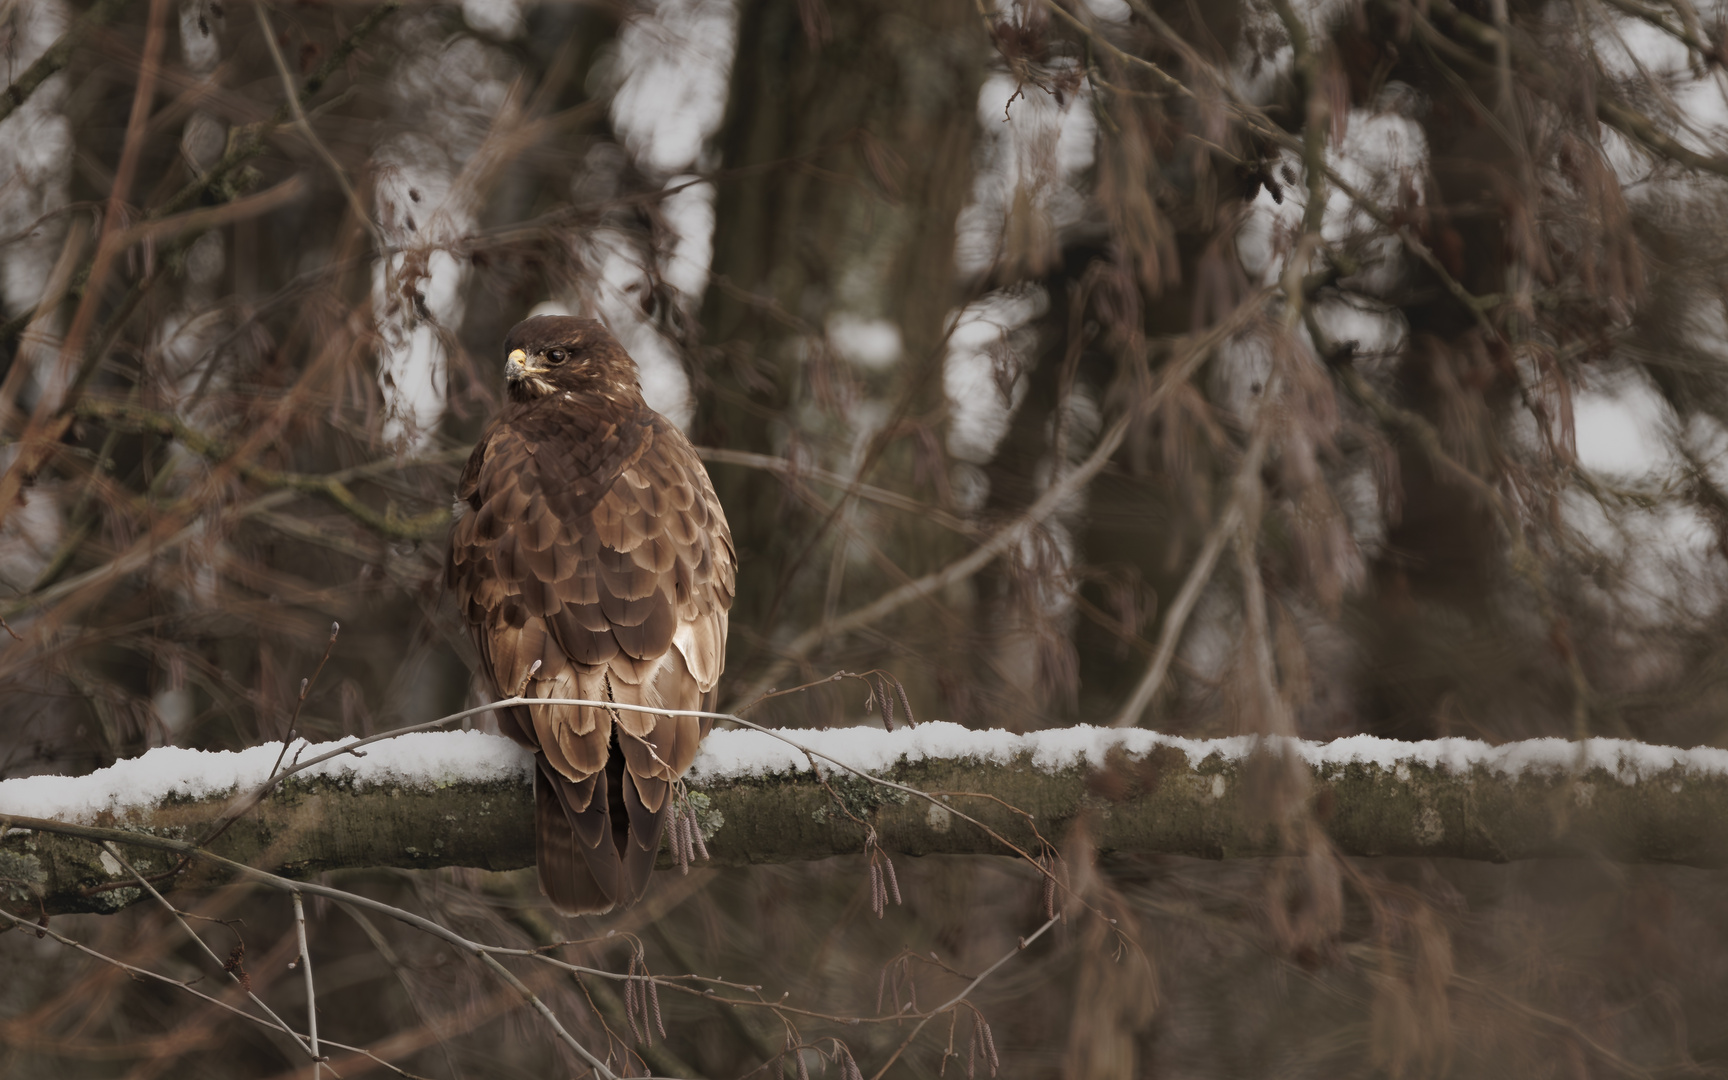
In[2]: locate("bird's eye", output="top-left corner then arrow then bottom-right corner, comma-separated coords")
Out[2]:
546,348 -> 568,365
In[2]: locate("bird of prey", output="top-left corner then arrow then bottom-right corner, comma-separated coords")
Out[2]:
447,315 -> 734,913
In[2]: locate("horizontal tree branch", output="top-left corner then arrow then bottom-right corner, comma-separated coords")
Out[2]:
6,727 -> 1728,915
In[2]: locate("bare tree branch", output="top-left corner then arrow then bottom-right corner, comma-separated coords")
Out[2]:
0,0 -> 131,125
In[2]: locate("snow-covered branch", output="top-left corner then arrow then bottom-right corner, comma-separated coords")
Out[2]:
6,725 -> 1728,915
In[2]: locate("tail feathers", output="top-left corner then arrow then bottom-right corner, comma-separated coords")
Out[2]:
533,753 -> 670,915
534,766 -> 616,914
621,765 -> 669,875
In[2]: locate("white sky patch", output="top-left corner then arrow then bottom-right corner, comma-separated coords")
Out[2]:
1687,412 -> 1728,496
0,88 -> 73,310
1336,462 -> 1388,557
1231,0 -> 1292,104
618,321 -> 694,428
370,22 -> 514,446
155,303 -> 228,409
1235,162 -> 1298,285
0,451 -> 62,594
375,246 -> 468,446
174,0 -> 227,207
943,289 -> 1046,462
1209,331 -> 1277,420
0,0 -> 73,413
567,0 -> 740,428
150,8 -> 230,431
1592,15 -> 1728,159
1560,373 -> 1719,623
610,0 -> 738,176
1233,47 -> 1291,105
12,725 -> 1728,823
1326,108 -> 1429,217
1239,103 -> 1428,292
1078,0 -> 1133,19
1564,487 -> 1719,624
1179,584 -> 1243,697
956,71 -> 1096,274
1287,0 -> 1365,44
593,240 -> 692,425
1327,107 -> 1428,288
1599,119 -> 1654,190
462,0 -> 524,39
1573,372 -> 1677,478
1309,299 -> 1406,367
827,313 -> 903,369
1080,0 -> 1131,21
660,177 -> 718,299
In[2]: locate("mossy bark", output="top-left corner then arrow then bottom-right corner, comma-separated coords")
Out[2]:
9,746 -> 1728,915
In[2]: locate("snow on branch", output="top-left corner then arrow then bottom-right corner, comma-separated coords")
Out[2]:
6,724 -> 1728,915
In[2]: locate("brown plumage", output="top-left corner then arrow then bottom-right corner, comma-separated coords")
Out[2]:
447,315 -> 734,914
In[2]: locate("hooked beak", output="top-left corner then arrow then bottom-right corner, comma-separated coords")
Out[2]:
504,348 -> 543,383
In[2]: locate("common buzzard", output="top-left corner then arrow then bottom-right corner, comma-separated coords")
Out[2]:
447,315 -> 734,913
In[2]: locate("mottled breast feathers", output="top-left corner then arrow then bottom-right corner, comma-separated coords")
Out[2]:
447,349 -> 733,914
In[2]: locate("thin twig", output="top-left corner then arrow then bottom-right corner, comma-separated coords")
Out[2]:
13,818 -> 620,1080
731,289 -> 1275,708
865,914 -> 1060,1080
1,445 -> 468,623
0,908 -> 427,1079
1113,412 -> 1274,726
70,398 -> 456,539
292,892 -> 323,1080
697,446 -> 980,539
253,1 -> 386,254
99,841 -> 320,1062
28,0 -> 172,424
22,808 -> 1118,1048
1595,0 -> 1714,58
1416,0 -> 1728,176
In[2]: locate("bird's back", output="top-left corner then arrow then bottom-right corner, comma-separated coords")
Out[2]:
448,326 -> 733,913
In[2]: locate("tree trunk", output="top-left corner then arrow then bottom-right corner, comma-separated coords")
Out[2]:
695,0 -> 987,686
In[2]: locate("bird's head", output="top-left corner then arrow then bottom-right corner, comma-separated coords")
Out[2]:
501,315 -> 639,402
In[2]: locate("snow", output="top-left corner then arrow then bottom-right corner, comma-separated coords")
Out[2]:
6,724 -> 1728,825
0,731 -> 533,825
688,723 -> 1728,786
